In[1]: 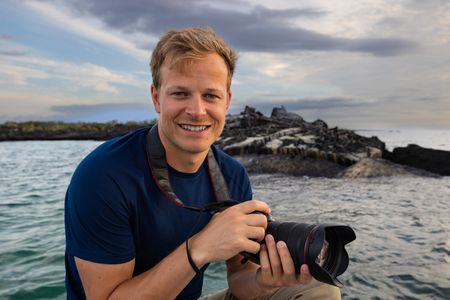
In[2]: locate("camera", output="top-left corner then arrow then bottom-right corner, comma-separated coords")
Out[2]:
242,215 -> 356,287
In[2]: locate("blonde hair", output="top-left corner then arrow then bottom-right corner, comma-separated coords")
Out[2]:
150,27 -> 237,90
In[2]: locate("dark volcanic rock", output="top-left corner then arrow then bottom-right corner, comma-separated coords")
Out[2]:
0,121 -> 155,141
220,106 -> 450,177
235,155 -> 345,178
383,144 -> 450,176
5,106 -> 446,178
338,158 -> 440,178
218,106 -> 386,168
271,106 -> 303,121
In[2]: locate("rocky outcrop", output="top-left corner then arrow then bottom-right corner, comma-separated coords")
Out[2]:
338,158 -> 440,178
383,144 -> 450,176
0,121 -> 154,141
217,106 -> 385,167
2,106 -> 447,178
216,106 -> 448,178
235,155 -> 346,178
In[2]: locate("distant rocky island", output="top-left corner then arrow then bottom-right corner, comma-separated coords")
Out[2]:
1,106 -> 449,177
0,120 -> 153,141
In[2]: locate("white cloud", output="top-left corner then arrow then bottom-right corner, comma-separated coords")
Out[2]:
2,54 -> 146,95
24,0 -> 151,61
0,90 -> 76,116
0,61 -> 48,85
2,0 -> 450,128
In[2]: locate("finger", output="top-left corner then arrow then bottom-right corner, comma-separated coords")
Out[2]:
277,241 -> 297,284
241,239 -> 261,254
265,234 -> 282,278
244,213 -> 268,228
247,226 -> 266,242
236,200 -> 271,214
297,264 -> 312,285
259,244 -> 272,280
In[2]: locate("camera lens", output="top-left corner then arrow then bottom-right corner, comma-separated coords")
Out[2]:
242,221 -> 356,287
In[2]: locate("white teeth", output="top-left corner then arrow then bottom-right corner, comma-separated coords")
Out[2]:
180,124 -> 208,132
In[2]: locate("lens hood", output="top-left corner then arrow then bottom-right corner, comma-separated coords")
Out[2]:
242,221 -> 356,287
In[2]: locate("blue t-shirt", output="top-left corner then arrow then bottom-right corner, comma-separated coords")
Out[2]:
65,128 -> 252,299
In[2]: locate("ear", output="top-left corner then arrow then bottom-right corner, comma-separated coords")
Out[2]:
150,84 -> 161,114
226,90 -> 232,112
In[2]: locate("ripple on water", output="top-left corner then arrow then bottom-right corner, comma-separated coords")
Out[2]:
9,284 -> 65,300
432,244 -> 450,256
1,142 -> 450,299
388,273 -> 449,298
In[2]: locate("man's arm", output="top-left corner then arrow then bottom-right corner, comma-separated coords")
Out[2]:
75,240 -> 200,300
226,234 -> 312,300
75,200 -> 271,299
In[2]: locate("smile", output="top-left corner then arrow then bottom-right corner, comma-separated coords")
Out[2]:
179,124 -> 210,132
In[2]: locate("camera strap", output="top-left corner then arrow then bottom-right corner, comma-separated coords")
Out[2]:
145,124 -> 235,213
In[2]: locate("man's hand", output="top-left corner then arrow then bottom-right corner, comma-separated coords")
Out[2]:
189,200 -> 270,267
255,234 -> 312,293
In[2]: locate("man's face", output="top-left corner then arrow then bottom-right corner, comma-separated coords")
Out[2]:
151,53 -> 231,159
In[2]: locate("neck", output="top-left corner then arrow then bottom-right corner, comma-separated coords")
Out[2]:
166,150 -> 208,173
158,127 -> 208,173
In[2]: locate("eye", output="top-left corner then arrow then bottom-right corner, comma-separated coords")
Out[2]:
204,93 -> 219,100
172,91 -> 188,98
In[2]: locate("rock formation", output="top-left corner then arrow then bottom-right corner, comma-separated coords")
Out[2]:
383,144 -> 450,176
337,158 -> 440,178
1,106 -> 447,178
217,106 -> 385,167
216,106 -> 443,178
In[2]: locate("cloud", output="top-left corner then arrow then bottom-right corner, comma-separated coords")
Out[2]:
0,50 -> 26,57
50,102 -> 156,122
25,1 -> 150,60
1,54 -> 146,93
51,102 -> 149,114
56,0 -> 416,56
0,61 -> 48,85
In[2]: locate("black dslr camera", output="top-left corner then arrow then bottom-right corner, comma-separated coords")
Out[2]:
206,200 -> 356,287
242,215 -> 356,287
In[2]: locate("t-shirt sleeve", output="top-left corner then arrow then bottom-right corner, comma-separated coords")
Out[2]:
65,162 -> 135,264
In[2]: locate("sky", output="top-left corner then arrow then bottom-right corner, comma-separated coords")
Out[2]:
1,0 -> 449,129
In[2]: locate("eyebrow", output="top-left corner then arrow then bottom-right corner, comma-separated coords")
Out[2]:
166,86 -> 224,95
204,88 -> 224,95
167,86 -> 189,92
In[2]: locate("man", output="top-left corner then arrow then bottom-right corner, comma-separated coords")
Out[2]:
65,27 -> 340,299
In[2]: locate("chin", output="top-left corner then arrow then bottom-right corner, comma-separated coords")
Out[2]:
181,143 -> 211,154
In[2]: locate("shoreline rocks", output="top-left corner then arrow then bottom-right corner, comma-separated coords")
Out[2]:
235,155 -> 346,178
218,106 -> 386,167
338,158 -> 440,178
0,121 -> 154,141
383,144 -> 450,176
217,106 -> 393,177
1,106 -> 448,177
217,106 -> 446,178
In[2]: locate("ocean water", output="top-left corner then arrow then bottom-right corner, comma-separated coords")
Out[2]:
0,130 -> 449,299
203,175 -> 450,299
356,129 -> 450,151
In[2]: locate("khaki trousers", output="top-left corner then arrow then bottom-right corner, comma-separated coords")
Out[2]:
199,279 -> 341,300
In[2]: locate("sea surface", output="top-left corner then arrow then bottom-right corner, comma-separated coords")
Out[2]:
0,129 -> 449,299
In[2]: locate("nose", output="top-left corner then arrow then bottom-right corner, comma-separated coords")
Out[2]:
185,94 -> 207,118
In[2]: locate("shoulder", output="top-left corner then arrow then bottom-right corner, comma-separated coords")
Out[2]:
65,129 -> 150,262
75,128 -> 149,176
69,127 -> 149,197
